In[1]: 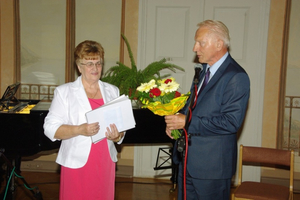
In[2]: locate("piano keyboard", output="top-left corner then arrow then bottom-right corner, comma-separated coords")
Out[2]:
6,102 -> 37,113
17,104 -> 36,114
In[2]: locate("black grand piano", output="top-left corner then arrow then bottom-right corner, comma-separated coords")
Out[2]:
0,83 -> 61,199
0,83 -> 61,157
0,83 -> 177,199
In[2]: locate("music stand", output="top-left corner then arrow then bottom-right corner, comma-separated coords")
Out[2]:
0,83 -> 20,110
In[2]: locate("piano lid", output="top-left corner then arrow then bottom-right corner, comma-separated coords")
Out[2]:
0,82 -> 20,111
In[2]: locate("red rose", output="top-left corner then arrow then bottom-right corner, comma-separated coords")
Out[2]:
175,91 -> 181,98
164,79 -> 172,84
149,88 -> 161,98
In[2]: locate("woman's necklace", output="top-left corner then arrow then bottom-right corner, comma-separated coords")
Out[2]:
91,89 -> 98,99
85,88 -> 98,99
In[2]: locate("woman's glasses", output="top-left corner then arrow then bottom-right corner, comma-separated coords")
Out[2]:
80,62 -> 102,68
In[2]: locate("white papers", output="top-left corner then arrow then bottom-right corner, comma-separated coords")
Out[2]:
85,95 -> 136,143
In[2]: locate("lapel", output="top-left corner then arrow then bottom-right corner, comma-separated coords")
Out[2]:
197,55 -> 232,101
71,76 -> 91,112
71,76 -> 117,112
99,81 -> 117,104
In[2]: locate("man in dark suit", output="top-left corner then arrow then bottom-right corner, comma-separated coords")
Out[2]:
165,20 -> 250,200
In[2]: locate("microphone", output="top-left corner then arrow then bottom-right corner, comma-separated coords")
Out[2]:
193,63 -> 203,84
177,64 -> 203,153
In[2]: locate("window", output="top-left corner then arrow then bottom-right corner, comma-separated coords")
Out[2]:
19,0 -> 122,100
280,0 -> 300,153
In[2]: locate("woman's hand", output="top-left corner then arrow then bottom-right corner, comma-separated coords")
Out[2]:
54,122 -> 100,140
105,124 -> 123,142
79,122 -> 100,136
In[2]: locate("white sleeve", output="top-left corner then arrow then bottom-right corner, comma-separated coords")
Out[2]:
43,87 -> 68,141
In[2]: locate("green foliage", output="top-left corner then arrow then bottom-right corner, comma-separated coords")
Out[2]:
101,34 -> 184,99
152,92 -> 176,104
140,91 -> 176,104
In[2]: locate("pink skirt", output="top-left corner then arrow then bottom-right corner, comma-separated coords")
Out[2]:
60,139 -> 115,199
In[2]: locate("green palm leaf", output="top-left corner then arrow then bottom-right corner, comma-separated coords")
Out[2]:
101,34 -> 184,99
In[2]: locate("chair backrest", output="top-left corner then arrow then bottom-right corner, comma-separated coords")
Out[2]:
242,146 -> 291,167
238,145 -> 294,192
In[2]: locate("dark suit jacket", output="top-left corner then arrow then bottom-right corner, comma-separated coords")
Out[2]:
177,54 -> 250,180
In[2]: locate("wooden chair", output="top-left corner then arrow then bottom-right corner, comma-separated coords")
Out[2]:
233,145 -> 294,200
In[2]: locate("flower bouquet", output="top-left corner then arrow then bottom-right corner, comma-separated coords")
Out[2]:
136,77 -> 190,139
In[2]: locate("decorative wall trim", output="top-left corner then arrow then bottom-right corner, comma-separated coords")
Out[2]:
20,84 -> 57,101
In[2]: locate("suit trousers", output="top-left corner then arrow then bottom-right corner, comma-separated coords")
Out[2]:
177,162 -> 231,200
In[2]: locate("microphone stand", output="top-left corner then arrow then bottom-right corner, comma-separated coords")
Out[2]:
177,65 -> 201,153
176,65 -> 202,200
176,87 -> 196,153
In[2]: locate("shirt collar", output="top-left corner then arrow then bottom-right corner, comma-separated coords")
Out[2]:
207,52 -> 229,77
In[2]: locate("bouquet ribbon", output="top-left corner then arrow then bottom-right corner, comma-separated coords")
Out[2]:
141,93 -> 190,139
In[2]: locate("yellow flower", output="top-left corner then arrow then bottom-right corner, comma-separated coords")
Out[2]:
136,79 -> 157,93
159,79 -> 179,93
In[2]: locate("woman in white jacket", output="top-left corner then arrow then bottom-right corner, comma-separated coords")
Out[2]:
44,40 -> 124,200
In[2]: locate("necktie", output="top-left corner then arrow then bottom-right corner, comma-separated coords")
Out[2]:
199,68 -> 210,94
191,68 -> 210,109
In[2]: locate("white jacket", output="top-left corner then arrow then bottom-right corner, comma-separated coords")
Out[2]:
44,76 -> 123,168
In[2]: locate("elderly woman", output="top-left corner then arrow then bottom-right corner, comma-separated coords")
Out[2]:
44,40 -> 124,200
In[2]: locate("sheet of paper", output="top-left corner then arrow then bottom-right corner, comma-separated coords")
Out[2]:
85,95 -> 136,143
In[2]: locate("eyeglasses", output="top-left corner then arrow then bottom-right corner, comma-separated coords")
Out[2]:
80,62 -> 102,68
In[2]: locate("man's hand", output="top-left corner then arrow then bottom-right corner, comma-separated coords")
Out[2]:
165,113 -> 186,139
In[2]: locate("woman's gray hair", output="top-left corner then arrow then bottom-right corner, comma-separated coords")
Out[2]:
197,20 -> 230,48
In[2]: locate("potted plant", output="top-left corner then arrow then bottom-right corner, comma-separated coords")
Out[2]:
101,34 -> 184,100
